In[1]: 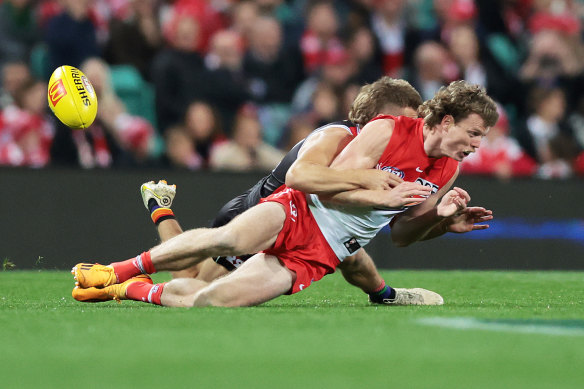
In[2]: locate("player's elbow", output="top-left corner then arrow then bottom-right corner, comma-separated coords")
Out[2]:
285,164 -> 304,190
390,232 -> 413,247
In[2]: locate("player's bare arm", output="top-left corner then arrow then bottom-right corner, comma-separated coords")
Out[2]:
286,126 -> 402,194
320,119 -> 431,208
390,170 -> 492,246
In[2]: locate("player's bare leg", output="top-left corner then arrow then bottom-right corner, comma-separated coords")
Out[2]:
160,253 -> 295,307
73,202 -> 286,288
139,180 -> 204,278
337,249 -> 384,292
194,258 -> 231,282
338,249 -> 443,305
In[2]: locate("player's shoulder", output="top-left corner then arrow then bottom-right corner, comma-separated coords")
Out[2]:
311,120 -> 358,138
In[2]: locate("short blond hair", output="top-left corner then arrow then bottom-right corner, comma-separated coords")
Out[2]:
418,80 -> 499,128
348,77 -> 422,126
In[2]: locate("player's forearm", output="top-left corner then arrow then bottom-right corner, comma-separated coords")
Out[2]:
320,189 -> 388,207
390,208 -> 447,247
418,219 -> 450,241
286,161 -> 364,194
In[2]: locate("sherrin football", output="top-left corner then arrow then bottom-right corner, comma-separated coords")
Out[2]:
47,65 -> 97,129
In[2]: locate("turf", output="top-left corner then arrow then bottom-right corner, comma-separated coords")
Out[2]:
1,270 -> 583,389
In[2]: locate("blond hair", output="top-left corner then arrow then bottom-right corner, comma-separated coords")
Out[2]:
348,77 -> 422,126
418,80 -> 499,128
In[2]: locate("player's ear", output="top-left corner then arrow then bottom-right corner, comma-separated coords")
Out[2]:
440,115 -> 453,132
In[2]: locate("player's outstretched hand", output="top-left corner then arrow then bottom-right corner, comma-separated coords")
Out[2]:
436,187 -> 470,218
360,169 -> 404,190
446,206 -> 493,233
380,181 -> 433,209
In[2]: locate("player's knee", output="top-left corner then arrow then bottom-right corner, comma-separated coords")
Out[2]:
191,283 -> 247,307
212,226 -> 242,255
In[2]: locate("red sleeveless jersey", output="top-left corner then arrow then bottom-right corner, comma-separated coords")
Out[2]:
370,115 -> 459,193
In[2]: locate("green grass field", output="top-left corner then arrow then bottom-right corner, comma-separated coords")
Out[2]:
1,270 -> 583,389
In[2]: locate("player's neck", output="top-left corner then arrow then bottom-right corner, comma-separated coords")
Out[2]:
422,124 -> 443,158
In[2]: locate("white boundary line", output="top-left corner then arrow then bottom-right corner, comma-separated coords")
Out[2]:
417,317 -> 584,336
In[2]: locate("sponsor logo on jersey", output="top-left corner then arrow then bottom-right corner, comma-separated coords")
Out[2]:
48,78 -> 67,107
377,164 -> 405,179
415,177 -> 439,194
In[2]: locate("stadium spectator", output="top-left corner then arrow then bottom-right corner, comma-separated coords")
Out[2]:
0,0 -> 39,70
80,58 -> 156,165
210,104 -> 284,171
183,101 -> 226,168
164,124 -> 204,170
460,104 -> 537,179
203,29 -> 251,135
519,29 -> 583,84
291,48 -> 356,115
243,15 -> 304,146
309,82 -> 343,128
516,86 -> 579,179
299,0 -> 345,74
447,24 -> 522,106
244,16 -> 304,105
420,0 -> 479,44
103,0 -> 162,81
0,60 -> 32,109
150,13 -> 207,133
43,0 -> 100,71
229,0 -> 260,45
0,79 -> 54,167
407,41 -> 452,100
369,0 -> 417,77
161,0 -> 226,54
344,26 -> 384,85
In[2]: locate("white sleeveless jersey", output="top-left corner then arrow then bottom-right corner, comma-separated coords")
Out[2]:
308,194 -> 402,260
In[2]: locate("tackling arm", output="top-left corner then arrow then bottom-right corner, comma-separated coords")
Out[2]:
285,125 -> 402,195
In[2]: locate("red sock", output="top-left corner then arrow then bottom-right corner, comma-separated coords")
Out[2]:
126,282 -> 166,305
111,251 -> 156,283
371,280 -> 386,294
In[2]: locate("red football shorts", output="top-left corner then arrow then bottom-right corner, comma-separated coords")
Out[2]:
260,187 -> 340,294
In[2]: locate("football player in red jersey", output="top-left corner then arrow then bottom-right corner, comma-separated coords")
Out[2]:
138,77 -> 431,306
72,80 -> 497,308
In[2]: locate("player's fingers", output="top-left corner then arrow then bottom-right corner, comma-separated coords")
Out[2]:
472,224 -> 489,230
453,187 -> 471,202
385,176 -> 403,187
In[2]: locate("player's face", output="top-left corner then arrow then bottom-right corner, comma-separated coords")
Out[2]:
442,113 -> 488,162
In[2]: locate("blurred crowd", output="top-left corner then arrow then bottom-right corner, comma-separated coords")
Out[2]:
1,0 -> 583,179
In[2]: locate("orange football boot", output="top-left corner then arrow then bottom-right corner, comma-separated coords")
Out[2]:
72,274 -> 153,303
72,263 -> 117,288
